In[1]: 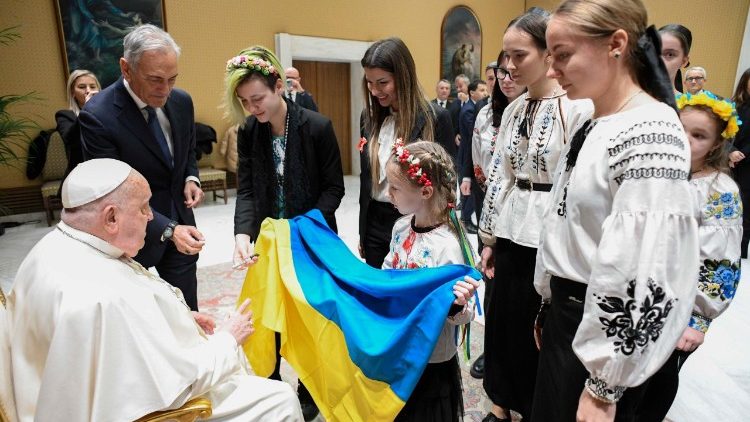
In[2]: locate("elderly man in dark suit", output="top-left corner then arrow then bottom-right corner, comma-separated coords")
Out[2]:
284,67 -> 319,112
79,24 -> 205,311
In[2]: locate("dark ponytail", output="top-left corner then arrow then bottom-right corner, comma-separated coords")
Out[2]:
632,26 -> 678,110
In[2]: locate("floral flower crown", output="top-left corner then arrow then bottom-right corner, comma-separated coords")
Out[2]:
391,139 -> 432,187
676,91 -> 742,139
226,55 -> 279,77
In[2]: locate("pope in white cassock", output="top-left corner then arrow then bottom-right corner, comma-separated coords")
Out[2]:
6,159 -> 303,421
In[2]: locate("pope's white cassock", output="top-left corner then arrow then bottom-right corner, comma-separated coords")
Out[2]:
8,222 -> 302,421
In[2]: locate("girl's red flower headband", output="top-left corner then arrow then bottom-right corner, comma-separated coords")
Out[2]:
391,139 -> 432,187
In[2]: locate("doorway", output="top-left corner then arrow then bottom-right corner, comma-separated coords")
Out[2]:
293,60 -> 352,174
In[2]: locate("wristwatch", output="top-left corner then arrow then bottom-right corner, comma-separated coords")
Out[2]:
161,220 -> 178,242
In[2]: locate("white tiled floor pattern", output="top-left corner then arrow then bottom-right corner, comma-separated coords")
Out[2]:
1,175 -> 748,420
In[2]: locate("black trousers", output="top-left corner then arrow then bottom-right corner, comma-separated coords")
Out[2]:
483,239 -> 540,418
635,349 -> 693,421
531,277 -> 663,421
153,240 -> 199,311
363,200 -> 403,268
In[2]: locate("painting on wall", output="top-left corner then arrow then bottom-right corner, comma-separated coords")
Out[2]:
54,0 -> 166,88
440,5 -> 482,97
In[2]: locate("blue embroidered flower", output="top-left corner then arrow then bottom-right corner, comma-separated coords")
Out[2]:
704,192 -> 742,220
699,258 -> 741,301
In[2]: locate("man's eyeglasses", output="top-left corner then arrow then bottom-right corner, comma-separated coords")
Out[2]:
493,67 -> 512,81
686,76 -> 705,83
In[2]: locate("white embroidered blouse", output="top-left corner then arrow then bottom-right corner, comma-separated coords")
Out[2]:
688,171 -> 743,333
382,215 -> 475,363
471,103 -> 499,189
478,93 -> 592,248
534,101 -> 700,402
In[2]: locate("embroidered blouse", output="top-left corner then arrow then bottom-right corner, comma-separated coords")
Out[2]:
478,93 -> 592,248
382,215 -> 475,363
534,101 -> 700,402
688,171 -> 743,333
471,103 -> 499,189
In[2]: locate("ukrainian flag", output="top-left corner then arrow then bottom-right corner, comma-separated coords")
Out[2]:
238,210 -> 480,421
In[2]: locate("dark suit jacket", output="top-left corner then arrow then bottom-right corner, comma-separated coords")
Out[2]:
79,78 -> 199,267
55,110 -> 85,181
448,99 -> 465,135
430,98 -> 452,111
234,98 -> 344,241
358,104 -> 455,237
291,91 -> 318,112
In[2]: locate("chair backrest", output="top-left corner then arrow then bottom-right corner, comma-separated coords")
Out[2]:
41,131 -> 67,182
0,287 -> 18,422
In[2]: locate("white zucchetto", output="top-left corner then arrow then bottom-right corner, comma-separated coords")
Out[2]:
61,159 -> 132,208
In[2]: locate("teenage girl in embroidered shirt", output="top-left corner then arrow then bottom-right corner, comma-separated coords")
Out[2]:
634,92 -> 743,422
476,8 -> 592,422
381,140 -> 480,422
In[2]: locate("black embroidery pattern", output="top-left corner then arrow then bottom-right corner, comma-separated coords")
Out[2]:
586,377 -> 626,402
508,115 -> 523,172
613,167 -> 689,185
594,278 -> 676,356
607,133 -> 685,157
531,102 -> 557,173
607,120 -> 682,148
609,152 -> 686,170
557,183 -> 568,217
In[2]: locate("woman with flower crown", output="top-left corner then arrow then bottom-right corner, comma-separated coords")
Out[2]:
224,45 -> 345,421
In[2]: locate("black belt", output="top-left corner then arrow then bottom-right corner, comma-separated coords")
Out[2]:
515,179 -> 552,191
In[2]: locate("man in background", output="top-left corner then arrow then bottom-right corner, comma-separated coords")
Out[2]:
285,67 -> 319,112
431,79 -> 452,109
457,79 -> 488,234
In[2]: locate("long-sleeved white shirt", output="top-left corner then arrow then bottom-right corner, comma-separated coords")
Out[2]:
534,101 -> 700,402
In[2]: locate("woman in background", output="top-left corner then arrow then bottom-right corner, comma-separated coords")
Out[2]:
730,68 -> 750,256
658,24 -> 692,93
55,69 -> 101,187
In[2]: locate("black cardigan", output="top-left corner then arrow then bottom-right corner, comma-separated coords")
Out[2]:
234,98 -> 345,241
358,104 -> 455,237
55,109 -> 85,181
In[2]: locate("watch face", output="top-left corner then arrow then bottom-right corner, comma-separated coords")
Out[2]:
164,227 -> 174,238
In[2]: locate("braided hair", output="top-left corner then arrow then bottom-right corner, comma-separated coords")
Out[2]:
387,140 -> 457,228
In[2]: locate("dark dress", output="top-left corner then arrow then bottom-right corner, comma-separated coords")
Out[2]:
358,104 -> 455,267
54,109 -> 85,192
234,97 -> 345,406
731,102 -> 750,256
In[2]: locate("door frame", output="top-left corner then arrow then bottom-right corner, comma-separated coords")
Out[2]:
275,33 -> 372,175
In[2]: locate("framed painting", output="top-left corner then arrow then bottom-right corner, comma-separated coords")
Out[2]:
54,0 -> 167,88
440,5 -> 482,97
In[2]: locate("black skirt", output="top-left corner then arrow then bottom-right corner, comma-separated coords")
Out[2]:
531,276 -> 663,422
482,239 -> 540,418
363,200 -> 403,268
395,355 -> 464,422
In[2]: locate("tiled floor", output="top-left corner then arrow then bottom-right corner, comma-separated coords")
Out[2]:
1,175 -> 748,420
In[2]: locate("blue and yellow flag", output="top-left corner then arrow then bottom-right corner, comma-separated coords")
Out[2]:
238,210 -> 480,421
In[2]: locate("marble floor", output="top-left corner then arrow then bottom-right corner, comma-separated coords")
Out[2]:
1,175 -> 748,420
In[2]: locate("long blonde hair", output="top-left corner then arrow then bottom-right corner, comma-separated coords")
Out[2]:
361,38 -> 435,187
66,69 -> 101,115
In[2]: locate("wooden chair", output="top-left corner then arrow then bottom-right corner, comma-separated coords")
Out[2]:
39,131 -> 67,226
198,167 -> 228,204
0,285 -> 211,422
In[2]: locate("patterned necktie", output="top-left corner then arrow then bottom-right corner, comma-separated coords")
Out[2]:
144,106 -> 173,167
